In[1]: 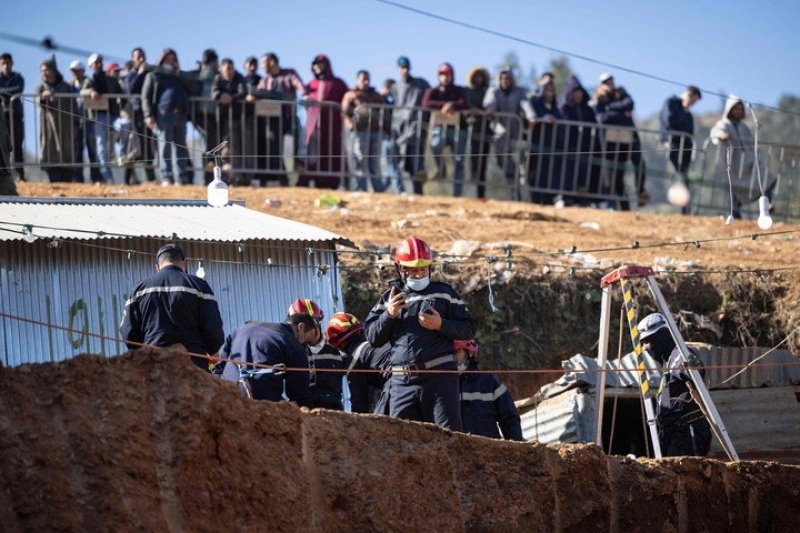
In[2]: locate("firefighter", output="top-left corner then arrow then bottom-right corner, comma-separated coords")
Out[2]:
455,339 -> 523,440
638,313 -> 712,457
325,312 -> 392,414
364,235 -> 477,430
287,298 -> 346,410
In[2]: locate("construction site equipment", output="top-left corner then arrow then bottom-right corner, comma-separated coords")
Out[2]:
594,265 -> 739,461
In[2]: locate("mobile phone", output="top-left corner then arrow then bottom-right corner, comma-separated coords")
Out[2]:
389,278 -> 405,293
420,299 -> 434,314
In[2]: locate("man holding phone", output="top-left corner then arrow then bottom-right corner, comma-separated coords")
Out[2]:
364,235 -> 477,430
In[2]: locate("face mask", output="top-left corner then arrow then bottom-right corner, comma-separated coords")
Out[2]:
309,336 -> 325,354
458,363 -> 467,374
161,63 -> 175,73
405,277 -> 430,292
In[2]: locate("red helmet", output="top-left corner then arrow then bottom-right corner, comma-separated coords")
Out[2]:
287,298 -> 324,322
454,339 -> 479,355
394,235 -> 433,268
325,312 -> 364,350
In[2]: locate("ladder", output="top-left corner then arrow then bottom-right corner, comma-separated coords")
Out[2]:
594,265 -> 739,461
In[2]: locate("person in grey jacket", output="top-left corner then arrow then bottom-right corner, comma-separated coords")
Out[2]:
387,56 -> 430,195
483,69 -> 535,200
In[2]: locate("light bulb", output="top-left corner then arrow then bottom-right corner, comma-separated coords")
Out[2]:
757,196 -> 773,230
667,181 -> 690,207
725,215 -> 734,226
196,261 -> 206,279
207,165 -> 229,207
23,224 -> 35,243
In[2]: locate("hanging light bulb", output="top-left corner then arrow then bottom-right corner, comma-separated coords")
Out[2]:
207,158 -> 229,207
725,215 -> 734,226
196,260 -> 206,279
667,179 -> 690,207
757,195 -> 773,230
22,224 -> 35,243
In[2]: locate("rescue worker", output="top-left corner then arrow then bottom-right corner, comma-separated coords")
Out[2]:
364,235 -> 477,430
638,312 -> 712,457
287,298 -> 345,410
455,339 -> 523,440
214,313 -> 315,407
120,243 -> 224,370
325,312 -> 392,414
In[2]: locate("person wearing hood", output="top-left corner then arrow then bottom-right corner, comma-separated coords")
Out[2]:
422,63 -> 469,197
297,54 -> 348,189
559,75 -> 602,205
35,56 -> 77,183
464,66 -> 491,199
710,94 -> 776,218
141,48 -> 192,185
528,78 -> 565,205
483,68 -> 535,201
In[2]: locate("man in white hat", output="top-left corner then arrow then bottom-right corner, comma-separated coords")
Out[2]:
80,52 -> 120,183
638,313 -> 712,457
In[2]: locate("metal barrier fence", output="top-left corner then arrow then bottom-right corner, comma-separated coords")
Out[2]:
7,92 -> 800,222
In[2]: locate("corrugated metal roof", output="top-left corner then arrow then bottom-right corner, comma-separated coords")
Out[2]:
0,198 -> 354,246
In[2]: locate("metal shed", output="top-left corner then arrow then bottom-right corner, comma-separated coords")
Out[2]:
519,345 -> 800,460
0,197 -> 355,366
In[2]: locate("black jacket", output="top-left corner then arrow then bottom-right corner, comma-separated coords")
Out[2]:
119,265 -> 224,368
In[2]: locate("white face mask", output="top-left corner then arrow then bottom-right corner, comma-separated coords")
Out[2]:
458,363 -> 467,374
405,277 -> 430,292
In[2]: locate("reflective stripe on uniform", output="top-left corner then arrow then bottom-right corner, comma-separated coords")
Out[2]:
124,285 -> 217,306
460,383 -> 508,402
309,353 -> 344,364
390,354 -> 455,374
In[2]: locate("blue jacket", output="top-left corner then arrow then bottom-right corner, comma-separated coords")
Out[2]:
216,322 -> 312,407
459,360 -> 523,440
120,265 -> 224,368
364,280 -> 477,367
659,95 -> 694,147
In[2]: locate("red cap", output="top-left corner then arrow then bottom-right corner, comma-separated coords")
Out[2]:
105,62 -> 121,73
438,63 -> 453,75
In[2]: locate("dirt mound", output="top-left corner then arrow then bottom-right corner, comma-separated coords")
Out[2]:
1,351 -> 799,532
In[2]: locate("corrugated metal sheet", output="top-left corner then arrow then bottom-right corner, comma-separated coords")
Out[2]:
0,198 -> 353,366
0,198 -> 354,246
708,387 -> 800,454
0,236 -> 344,366
521,388 -> 594,444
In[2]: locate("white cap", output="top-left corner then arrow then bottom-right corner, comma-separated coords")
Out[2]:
598,72 -> 613,83
87,53 -> 101,66
637,313 -> 668,340
69,60 -> 85,71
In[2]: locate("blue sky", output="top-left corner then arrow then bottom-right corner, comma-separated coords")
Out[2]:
3,0 -> 798,121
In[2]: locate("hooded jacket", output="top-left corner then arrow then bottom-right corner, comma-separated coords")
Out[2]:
459,358 -> 523,440
303,55 -> 348,145
35,57 -> 77,165
422,65 -> 468,128
483,69 -> 534,139
559,76 -> 599,151
710,94 -> 755,153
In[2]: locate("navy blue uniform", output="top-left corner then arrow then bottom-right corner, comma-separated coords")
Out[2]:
459,360 -> 523,440
216,322 -> 312,407
343,338 -> 392,414
657,347 -> 712,456
365,281 -> 477,430
120,265 -> 224,369
307,341 -> 346,410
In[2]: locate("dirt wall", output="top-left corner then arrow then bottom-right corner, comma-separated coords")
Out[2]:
1,350 -> 798,532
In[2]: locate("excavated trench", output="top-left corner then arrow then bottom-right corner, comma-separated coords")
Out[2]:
1,350 -> 798,532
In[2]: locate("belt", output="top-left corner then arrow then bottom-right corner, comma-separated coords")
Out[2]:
391,354 -> 455,376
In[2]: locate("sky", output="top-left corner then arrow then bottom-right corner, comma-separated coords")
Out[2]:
3,0 -> 799,123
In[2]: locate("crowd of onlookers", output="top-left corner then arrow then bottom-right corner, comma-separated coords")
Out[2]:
0,48 -> 771,215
